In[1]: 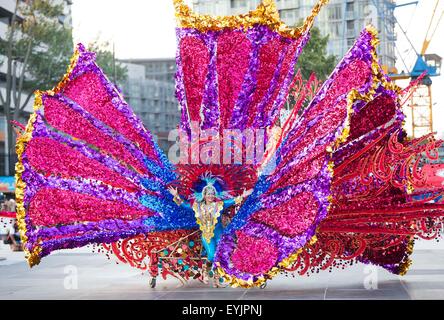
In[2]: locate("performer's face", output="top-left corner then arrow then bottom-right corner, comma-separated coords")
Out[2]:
205,189 -> 216,203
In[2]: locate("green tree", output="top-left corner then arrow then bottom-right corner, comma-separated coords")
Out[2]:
0,1 -> 126,175
296,26 -> 337,81
282,24 -> 337,116
0,0 -> 74,174
87,41 -> 128,85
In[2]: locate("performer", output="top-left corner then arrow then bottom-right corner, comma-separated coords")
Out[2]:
14,0 -> 444,289
168,183 -> 252,263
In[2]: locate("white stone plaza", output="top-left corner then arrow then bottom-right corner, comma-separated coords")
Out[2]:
1,240 -> 444,300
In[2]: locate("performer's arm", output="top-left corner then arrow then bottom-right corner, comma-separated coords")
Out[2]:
168,186 -> 191,209
223,189 -> 253,209
173,194 -> 191,209
222,197 -> 241,208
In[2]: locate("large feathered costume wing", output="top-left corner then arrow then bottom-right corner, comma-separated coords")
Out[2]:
171,0 -> 443,287
212,25 -> 385,286
172,0 -> 332,198
16,45 -> 197,267
16,0 -> 330,268
16,0 -> 444,288
212,26 -> 444,287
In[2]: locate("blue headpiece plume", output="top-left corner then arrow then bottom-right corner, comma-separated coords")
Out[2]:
191,172 -> 231,202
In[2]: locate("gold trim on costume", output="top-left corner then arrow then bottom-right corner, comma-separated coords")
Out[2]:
398,238 -> 415,275
173,194 -> 184,206
173,0 -> 330,39
234,196 -> 243,205
193,201 -> 224,244
215,236 -> 318,288
15,48 -> 81,268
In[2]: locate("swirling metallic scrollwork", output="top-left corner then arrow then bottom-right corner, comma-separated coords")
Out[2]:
97,230 -> 215,285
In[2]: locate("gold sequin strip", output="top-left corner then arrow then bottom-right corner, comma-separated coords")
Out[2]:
174,0 -> 330,39
215,236 -> 318,288
193,201 -> 224,244
15,48 -> 81,267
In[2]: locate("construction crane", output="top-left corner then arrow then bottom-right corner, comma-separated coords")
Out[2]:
387,0 -> 443,138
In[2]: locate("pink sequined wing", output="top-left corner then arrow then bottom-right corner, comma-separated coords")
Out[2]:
213,27 -> 386,287
176,6 -> 313,136
16,44 -> 183,267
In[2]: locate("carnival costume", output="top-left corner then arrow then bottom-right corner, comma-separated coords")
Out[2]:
14,0 -> 444,288
172,176 -> 246,263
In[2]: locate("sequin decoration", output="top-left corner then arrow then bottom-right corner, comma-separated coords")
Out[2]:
217,31 -> 251,129
180,36 -> 210,124
173,0 -> 330,39
15,44 -> 181,267
14,1 -> 444,289
230,231 -> 278,274
251,192 -> 319,237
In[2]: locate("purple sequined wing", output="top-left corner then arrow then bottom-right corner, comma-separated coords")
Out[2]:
213,27 -> 385,287
16,44 -> 176,267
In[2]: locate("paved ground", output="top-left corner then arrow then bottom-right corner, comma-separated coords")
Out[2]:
1,240 -> 444,300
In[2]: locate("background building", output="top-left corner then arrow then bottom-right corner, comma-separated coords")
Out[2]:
192,0 -> 397,69
118,59 -> 180,152
120,58 -> 176,83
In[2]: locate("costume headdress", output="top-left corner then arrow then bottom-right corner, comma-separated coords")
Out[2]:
191,172 -> 232,202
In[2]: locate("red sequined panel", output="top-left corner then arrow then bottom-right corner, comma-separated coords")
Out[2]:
63,72 -> 157,160
269,60 -> 371,192
348,94 -> 397,141
29,188 -> 151,226
231,231 -> 278,274
251,192 -> 319,237
261,41 -> 299,126
44,96 -> 147,174
25,137 -> 137,191
334,130 -> 442,197
304,60 -> 370,123
269,144 -> 326,193
282,60 -> 370,148
180,36 -> 210,123
246,38 -> 286,127
217,31 -> 251,129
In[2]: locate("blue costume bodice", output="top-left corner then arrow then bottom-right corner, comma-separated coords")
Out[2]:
175,197 -> 240,262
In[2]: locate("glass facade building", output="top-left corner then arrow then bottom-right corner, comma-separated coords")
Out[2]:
0,0 -> 73,176
192,0 -> 397,69
119,60 -> 180,153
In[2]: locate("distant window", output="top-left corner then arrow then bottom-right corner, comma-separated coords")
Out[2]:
347,21 -> 354,31
279,9 -> 294,20
231,0 -> 246,9
346,2 -> 354,12
347,38 -> 354,47
328,5 -> 342,20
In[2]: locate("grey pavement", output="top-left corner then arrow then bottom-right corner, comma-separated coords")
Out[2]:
1,241 -> 444,300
